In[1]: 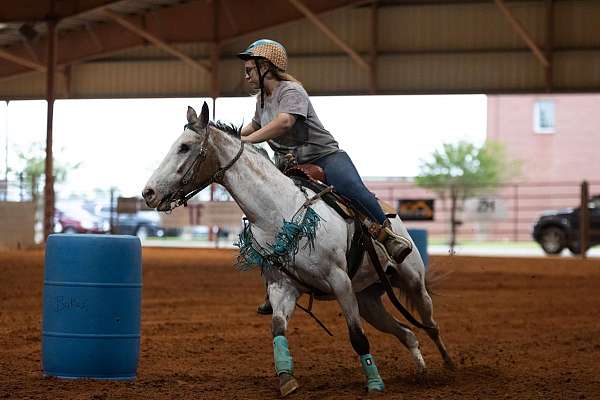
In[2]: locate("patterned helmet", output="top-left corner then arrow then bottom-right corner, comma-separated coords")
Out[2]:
237,39 -> 288,72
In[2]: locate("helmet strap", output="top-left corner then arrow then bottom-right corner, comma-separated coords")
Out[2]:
256,58 -> 270,109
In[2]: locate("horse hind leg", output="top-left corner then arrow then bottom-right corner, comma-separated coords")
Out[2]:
357,284 -> 427,376
390,270 -> 455,370
329,268 -> 385,393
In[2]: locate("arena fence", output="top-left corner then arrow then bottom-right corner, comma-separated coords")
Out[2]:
2,178 -> 598,257
365,178 -> 599,251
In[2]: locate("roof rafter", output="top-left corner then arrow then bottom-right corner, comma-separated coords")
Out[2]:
288,0 -> 369,70
102,8 -> 212,74
0,0 -> 123,22
0,47 -> 45,71
0,0 -> 360,80
494,0 -> 550,68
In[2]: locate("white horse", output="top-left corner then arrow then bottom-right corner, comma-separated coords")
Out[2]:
142,102 -> 453,396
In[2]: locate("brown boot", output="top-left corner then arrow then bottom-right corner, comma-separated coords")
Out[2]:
383,234 -> 412,265
368,219 -> 413,265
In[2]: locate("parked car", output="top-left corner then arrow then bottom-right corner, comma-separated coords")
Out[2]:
94,205 -> 165,239
190,225 -> 230,240
532,195 -> 600,255
55,204 -> 109,234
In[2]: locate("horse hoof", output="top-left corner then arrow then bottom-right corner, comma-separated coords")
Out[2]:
415,370 -> 428,384
444,359 -> 456,371
279,373 -> 299,397
366,379 -> 385,393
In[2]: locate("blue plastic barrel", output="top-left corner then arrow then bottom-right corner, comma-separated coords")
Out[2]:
407,228 -> 428,269
42,234 -> 142,380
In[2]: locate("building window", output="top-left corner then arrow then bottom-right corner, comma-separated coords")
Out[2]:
533,100 -> 555,133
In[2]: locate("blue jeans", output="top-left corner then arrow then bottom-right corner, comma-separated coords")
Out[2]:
313,151 -> 386,224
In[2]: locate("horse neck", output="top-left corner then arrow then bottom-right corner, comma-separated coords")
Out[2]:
209,128 -> 303,231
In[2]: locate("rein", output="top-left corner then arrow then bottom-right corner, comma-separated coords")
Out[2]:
162,123 -> 245,211
361,229 -> 438,333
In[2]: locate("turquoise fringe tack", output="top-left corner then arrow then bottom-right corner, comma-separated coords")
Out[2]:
234,207 -> 322,272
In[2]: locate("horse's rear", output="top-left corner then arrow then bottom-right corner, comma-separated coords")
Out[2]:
355,215 -> 455,373
306,200 -> 455,377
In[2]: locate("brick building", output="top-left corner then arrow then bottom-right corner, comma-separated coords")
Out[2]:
366,94 -> 600,242
487,94 -> 600,183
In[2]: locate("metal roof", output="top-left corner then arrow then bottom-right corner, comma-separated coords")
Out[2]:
0,0 -> 599,99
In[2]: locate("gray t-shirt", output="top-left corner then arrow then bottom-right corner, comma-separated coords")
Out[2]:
252,81 -> 339,168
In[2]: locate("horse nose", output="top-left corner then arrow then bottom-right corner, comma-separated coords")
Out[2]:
142,187 -> 155,204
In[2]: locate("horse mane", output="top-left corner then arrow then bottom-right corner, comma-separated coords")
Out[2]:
209,121 -> 272,161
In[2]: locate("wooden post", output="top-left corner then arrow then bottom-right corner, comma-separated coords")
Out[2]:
210,44 -> 219,101
3,100 -> 8,200
108,187 -> 114,234
210,0 -> 220,119
44,18 -> 57,241
369,1 -> 378,94
544,0 -> 554,92
209,0 -> 220,244
513,184 -> 519,241
208,184 -> 216,242
62,65 -> 72,98
580,181 -> 590,259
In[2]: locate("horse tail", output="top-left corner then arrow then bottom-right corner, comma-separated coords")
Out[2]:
424,263 -> 452,297
391,266 -> 451,315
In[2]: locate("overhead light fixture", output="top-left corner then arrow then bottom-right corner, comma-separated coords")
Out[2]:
0,23 -> 8,31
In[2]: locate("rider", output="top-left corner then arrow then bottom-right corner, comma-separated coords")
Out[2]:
237,39 -> 413,314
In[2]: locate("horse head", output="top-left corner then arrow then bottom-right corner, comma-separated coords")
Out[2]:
142,101 -> 221,211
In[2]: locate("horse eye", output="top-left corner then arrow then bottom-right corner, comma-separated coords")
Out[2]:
178,143 -> 190,154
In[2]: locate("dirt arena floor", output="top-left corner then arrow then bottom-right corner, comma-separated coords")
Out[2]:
1,247 -> 600,400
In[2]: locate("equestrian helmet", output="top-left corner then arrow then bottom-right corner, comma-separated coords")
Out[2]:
237,39 -> 288,72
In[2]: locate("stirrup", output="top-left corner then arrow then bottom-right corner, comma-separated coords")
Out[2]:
373,239 -> 395,265
381,224 -> 413,264
366,219 -> 413,265
386,235 -> 413,264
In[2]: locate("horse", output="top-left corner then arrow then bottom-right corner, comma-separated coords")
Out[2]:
142,102 -> 454,396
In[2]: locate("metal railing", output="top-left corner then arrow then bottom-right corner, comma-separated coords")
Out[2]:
366,179 -> 600,247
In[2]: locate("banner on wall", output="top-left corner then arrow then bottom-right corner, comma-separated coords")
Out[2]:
397,199 -> 435,221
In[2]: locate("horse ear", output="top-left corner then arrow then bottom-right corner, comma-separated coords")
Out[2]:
199,101 -> 210,128
187,106 -> 198,124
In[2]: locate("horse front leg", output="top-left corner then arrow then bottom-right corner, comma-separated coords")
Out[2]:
268,282 -> 301,397
329,268 -> 385,393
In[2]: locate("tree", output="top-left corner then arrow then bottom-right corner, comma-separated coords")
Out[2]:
13,142 -> 78,203
415,140 -> 519,251
11,141 -> 82,219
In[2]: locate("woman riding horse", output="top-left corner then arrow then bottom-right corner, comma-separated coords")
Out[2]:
237,39 -> 414,314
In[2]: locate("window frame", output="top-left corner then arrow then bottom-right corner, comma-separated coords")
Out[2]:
533,99 -> 556,134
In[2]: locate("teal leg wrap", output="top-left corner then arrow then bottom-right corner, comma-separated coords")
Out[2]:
359,354 -> 385,392
273,336 -> 293,376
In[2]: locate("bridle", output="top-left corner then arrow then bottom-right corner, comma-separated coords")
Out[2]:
158,122 -> 244,212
